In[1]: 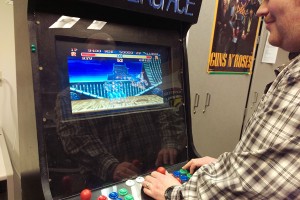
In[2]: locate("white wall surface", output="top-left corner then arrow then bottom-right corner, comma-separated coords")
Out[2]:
187,0 -> 252,157
0,0 -> 21,199
0,0 -> 20,172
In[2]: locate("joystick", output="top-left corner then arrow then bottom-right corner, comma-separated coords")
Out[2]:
80,189 -> 92,200
156,166 -> 166,174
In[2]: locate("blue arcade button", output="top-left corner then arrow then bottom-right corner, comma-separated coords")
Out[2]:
180,175 -> 189,183
173,171 -> 180,177
109,192 -> 119,199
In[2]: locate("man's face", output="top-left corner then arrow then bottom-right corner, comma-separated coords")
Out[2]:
257,0 -> 300,51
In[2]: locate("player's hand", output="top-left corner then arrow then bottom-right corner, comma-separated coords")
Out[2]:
113,162 -> 140,181
143,171 -> 181,200
241,34 -> 247,40
182,156 -> 217,174
155,148 -> 178,166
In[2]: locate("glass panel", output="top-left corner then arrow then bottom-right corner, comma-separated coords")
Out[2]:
32,13 -> 188,199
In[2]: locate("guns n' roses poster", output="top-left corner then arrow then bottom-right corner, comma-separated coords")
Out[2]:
208,0 -> 261,74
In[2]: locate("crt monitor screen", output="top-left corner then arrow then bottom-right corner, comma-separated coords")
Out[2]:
56,36 -> 170,117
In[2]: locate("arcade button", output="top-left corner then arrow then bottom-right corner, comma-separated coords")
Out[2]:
30,44 -> 36,53
180,175 -> 189,183
187,173 -> 192,179
135,176 -> 144,183
173,171 -> 180,178
179,169 -> 188,175
118,188 -> 128,196
125,179 -> 135,187
80,189 -> 92,200
109,192 -> 119,199
124,194 -> 134,200
97,195 -> 108,200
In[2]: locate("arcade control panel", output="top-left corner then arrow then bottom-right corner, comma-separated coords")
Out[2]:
70,162 -> 192,200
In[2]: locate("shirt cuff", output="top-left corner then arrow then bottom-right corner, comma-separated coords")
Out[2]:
171,185 -> 183,199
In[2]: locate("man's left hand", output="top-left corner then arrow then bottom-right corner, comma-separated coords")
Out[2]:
143,171 -> 181,200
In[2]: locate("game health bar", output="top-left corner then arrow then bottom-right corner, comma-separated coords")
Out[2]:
81,52 -> 152,59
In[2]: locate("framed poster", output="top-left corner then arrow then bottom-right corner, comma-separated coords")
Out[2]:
208,0 -> 261,74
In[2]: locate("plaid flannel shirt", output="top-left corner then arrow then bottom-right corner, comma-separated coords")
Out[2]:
172,56 -> 300,199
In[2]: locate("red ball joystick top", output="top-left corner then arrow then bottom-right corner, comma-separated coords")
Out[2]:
156,166 -> 166,174
80,189 -> 92,200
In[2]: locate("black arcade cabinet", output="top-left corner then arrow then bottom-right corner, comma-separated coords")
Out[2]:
27,0 -> 202,199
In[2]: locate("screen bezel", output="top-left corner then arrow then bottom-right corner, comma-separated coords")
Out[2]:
55,36 -> 172,119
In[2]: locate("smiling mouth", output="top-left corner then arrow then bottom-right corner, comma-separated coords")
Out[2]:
265,20 -> 274,24
264,16 -> 275,25
264,20 -> 274,30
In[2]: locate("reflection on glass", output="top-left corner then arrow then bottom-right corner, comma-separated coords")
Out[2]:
53,90 -> 187,197
41,35 -> 188,199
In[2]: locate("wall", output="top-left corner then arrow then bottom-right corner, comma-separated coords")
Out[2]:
187,0 -> 252,157
0,0 -> 22,199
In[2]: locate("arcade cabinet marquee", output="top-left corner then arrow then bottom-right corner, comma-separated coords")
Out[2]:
74,0 -> 201,23
26,0 -> 202,199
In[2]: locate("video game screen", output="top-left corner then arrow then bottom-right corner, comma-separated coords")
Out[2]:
55,36 -> 170,116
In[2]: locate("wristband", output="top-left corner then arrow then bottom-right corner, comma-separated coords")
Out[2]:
164,185 -> 176,200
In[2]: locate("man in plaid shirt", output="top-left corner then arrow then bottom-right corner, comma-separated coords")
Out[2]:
143,0 -> 300,199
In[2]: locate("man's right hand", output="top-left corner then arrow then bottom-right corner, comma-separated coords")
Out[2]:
113,162 -> 140,181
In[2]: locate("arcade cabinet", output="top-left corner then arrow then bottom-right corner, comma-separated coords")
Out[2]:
22,0 -> 202,199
